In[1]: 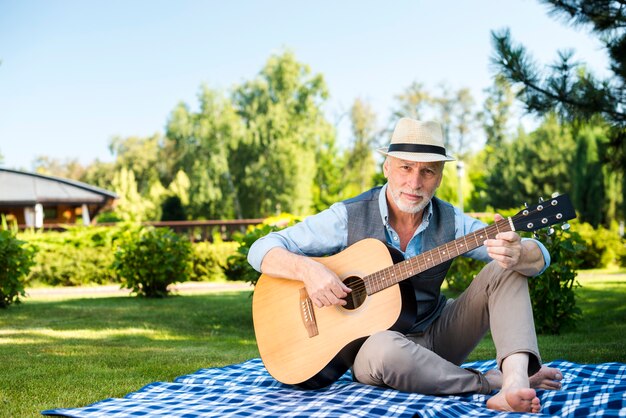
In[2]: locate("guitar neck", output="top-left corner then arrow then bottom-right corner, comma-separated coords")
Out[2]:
365,217 -> 513,294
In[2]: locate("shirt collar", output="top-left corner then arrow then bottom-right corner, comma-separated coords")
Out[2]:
378,183 -> 434,229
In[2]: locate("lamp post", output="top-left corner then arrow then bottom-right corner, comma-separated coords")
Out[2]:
456,161 -> 464,213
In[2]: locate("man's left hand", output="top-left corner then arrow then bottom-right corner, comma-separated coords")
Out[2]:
484,214 -> 524,270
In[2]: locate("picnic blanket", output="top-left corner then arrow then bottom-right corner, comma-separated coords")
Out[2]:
42,358 -> 626,417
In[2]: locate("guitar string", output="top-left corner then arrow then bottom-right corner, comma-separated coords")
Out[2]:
337,200 -> 559,299
341,221 -> 507,298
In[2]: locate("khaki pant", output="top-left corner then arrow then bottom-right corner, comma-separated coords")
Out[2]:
352,261 -> 541,395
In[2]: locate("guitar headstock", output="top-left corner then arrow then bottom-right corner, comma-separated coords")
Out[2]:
511,194 -> 576,233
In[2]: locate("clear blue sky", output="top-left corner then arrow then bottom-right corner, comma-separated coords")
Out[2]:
0,0 -> 609,170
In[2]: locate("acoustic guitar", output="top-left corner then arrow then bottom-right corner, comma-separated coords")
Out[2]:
252,195 -> 576,389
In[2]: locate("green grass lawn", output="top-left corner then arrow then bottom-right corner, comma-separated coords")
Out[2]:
1,270 -> 625,417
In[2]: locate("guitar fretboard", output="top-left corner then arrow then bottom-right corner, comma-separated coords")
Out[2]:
364,218 -> 512,294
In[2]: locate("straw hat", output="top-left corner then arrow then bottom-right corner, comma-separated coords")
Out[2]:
377,118 -> 455,162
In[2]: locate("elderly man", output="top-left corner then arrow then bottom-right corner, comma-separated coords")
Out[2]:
248,118 -> 562,413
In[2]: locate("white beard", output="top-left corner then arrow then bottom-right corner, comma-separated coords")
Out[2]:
388,184 -> 433,214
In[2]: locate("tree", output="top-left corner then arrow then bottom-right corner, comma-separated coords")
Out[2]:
165,87 -> 243,219
392,82 -> 432,121
343,98 -> 379,198
392,82 -> 480,158
110,168 -> 157,222
449,87 -> 477,159
311,130 -> 345,212
80,159 -> 116,190
571,123 -> 608,227
32,156 -> 86,180
231,51 -> 333,217
109,134 -> 163,195
469,75 -> 517,210
480,74 -> 516,148
485,114 -> 576,210
491,0 -> 626,217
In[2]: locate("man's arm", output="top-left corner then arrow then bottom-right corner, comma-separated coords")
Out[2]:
247,202 -> 351,308
260,247 -> 351,308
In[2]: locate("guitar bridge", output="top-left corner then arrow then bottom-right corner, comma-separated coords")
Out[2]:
299,288 -> 319,338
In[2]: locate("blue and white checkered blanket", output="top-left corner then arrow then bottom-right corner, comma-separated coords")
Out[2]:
42,358 -> 626,417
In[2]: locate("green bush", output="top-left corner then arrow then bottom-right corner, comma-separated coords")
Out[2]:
572,221 -> 625,269
224,215 -> 300,286
445,257 -> 486,293
112,226 -> 192,297
20,226 -> 123,286
528,227 -> 585,334
0,229 -> 37,308
190,241 -> 239,281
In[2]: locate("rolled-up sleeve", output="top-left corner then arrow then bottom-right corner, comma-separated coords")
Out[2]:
247,203 -> 348,272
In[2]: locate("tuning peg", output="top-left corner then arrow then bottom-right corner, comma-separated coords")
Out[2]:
551,192 -> 559,198
538,196 -> 544,203
548,227 -> 555,235
561,223 -> 570,230
524,202 -> 529,208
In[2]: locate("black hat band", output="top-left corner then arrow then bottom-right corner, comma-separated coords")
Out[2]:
387,143 -> 447,156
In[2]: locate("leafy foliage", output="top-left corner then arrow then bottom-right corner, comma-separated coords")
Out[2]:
224,215 -> 300,286
484,115 -> 576,211
165,88 -> 242,219
571,221 -> 626,269
21,227 -> 121,286
445,257 -> 487,293
0,229 -> 36,308
189,241 -> 238,282
232,51 -> 333,217
491,0 -> 626,216
528,227 -> 585,334
112,227 -> 192,297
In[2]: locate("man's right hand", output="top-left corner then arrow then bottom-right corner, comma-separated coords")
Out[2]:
260,247 -> 351,308
300,258 -> 352,308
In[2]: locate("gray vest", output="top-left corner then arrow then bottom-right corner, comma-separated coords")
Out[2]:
344,187 -> 456,333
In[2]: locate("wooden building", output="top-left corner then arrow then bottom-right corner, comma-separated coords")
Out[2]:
0,168 -> 117,227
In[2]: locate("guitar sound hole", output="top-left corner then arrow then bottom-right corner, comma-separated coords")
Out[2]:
342,276 -> 367,310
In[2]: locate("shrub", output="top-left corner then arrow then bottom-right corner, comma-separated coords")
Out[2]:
20,226 -> 123,286
445,257 -> 486,293
572,221 -> 625,269
224,214 -> 300,286
112,226 -> 192,297
190,241 -> 238,281
0,229 -> 37,308
528,227 -> 585,334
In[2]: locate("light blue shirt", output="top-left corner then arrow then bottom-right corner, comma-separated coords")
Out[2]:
247,184 -> 550,274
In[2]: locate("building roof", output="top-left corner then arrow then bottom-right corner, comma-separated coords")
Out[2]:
0,168 -> 117,206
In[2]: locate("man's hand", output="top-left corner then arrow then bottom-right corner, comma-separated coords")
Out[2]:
484,214 -> 544,275
260,247 -> 351,308
300,258 -> 352,308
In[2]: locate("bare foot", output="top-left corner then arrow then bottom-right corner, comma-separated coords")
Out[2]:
485,366 -> 562,391
486,388 -> 541,413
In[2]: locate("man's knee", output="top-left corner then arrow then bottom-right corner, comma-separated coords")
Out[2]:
353,330 -> 418,384
356,331 -> 405,364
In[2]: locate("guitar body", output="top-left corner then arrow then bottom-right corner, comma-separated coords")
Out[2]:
252,238 -> 417,389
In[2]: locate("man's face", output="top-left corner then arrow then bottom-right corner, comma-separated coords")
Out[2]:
384,157 -> 444,214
